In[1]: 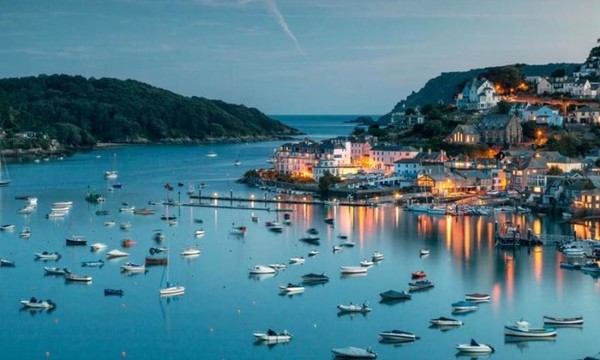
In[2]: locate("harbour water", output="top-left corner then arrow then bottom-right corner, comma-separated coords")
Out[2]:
1,116 -> 598,359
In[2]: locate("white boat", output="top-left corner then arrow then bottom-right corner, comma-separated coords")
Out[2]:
455,339 -> 495,354
17,205 -> 36,214
194,229 -> 205,237
563,246 -> 585,256
268,263 -> 287,270
206,151 -> 218,158
34,252 -> 61,261
542,315 -> 584,325
120,222 -> 132,231
253,329 -> 292,343
340,266 -> 368,274
308,250 -> 319,257
65,272 -> 92,282
0,224 -> 16,232
230,225 -> 247,236
104,221 -> 116,227
104,170 -> 118,180
180,246 -> 201,256
331,346 -> 377,359
289,256 -> 305,264
337,302 -> 371,313
52,201 -> 73,208
19,227 -> 31,238
46,210 -> 67,219
465,293 -> 491,302
90,243 -> 107,251
44,266 -> 69,275
119,205 -> 135,212
120,262 -> 146,273
426,205 -> 447,215
248,265 -> 276,275
159,282 -> 185,297
20,298 -> 55,310
360,259 -> 374,267
420,248 -> 430,256
340,240 -> 356,247
504,320 -> 557,337
279,283 -> 305,293
106,249 -> 129,258
372,251 -> 384,261
234,159 -> 242,166
378,330 -> 419,341
333,245 -> 343,252
430,316 -> 463,327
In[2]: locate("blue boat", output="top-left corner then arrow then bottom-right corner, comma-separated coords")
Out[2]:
451,300 -> 478,312
104,288 -> 124,296
408,279 -> 434,292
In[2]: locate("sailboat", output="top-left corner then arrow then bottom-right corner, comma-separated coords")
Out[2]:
0,151 -> 10,186
159,198 -> 185,297
206,137 -> 217,158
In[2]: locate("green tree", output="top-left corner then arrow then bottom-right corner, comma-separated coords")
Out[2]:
547,166 -> 563,176
550,68 -> 566,78
496,100 -> 512,115
318,172 -> 341,198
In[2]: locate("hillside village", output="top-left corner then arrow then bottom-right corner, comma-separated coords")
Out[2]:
265,43 -> 600,218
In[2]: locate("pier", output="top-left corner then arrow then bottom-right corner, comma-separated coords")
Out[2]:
187,194 -> 377,208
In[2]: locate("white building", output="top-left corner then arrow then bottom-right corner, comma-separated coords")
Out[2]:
455,78 -> 500,111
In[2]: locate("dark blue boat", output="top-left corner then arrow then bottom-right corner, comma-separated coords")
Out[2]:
104,289 -> 124,296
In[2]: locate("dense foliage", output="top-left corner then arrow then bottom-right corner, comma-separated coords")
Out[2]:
0,74 -> 301,146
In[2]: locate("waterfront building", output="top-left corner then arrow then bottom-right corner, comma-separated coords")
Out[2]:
369,145 -> 418,174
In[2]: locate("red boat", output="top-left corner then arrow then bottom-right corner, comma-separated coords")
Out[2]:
122,239 -> 136,248
411,270 -> 426,279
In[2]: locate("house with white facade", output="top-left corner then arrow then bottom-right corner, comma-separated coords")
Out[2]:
455,78 -> 500,111
522,105 -> 563,126
573,106 -> 600,124
369,145 -> 418,174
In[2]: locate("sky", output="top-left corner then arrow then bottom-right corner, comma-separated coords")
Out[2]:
1,0 -> 599,115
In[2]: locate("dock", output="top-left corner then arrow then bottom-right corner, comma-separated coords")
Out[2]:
187,195 -> 376,208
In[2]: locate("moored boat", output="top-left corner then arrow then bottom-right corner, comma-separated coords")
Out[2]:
34,251 -> 61,261
66,235 -> 87,246
299,235 -> 320,245
331,346 -> 377,359
408,279 -> 434,292
372,251 -> 384,261
104,288 -> 124,296
452,300 -> 478,312
90,243 -> 107,251
0,224 -> 16,232
230,225 -> 247,236
420,248 -> 430,256
279,283 -> 305,293
121,239 -> 136,248
81,259 -> 105,267
340,266 -> 368,274
44,266 -> 69,275
159,282 -> 185,297
268,263 -> 287,271
0,258 -> 16,267
455,339 -> 495,354
430,316 -> 463,327
106,249 -> 129,259
337,302 -> 371,313
308,250 -> 319,257
504,320 -> 557,337
253,329 -> 292,343
145,256 -> 168,266
289,256 -> 305,264
180,246 -> 201,256
20,297 -> 55,310
120,262 -> 146,273
465,293 -> 491,302
379,289 -> 411,301
542,315 -> 583,325
248,265 -> 276,275
411,270 -> 426,279
360,259 -> 374,267
301,273 -> 329,283
378,330 -> 419,341
65,272 -> 92,282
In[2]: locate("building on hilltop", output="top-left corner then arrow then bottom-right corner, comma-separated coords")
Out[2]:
521,105 -> 564,127
455,78 -> 500,111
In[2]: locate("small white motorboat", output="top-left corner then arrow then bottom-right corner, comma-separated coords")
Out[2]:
279,283 -> 305,293
455,339 -> 495,354
65,272 -> 92,282
253,329 -> 292,343
268,263 -> 287,270
465,293 -> 491,302
34,251 -> 61,261
120,222 -> 132,231
289,257 -> 305,264
20,297 -> 55,310
159,283 -> 185,297
340,266 -> 368,274
106,249 -> 129,259
420,248 -> 430,256
248,265 -> 276,275
90,243 -> 107,252
19,227 -> 31,238
360,259 -> 374,267
333,245 -> 343,252
0,224 -> 16,232
180,246 -> 201,256
104,221 -> 116,227
504,320 -> 557,337
44,266 -> 69,275
542,315 -> 584,325
331,346 -> 377,359
378,330 -> 419,342
120,262 -> 146,273
430,317 -> 463,327
340,240 -> 356,247
308,250 -> 319,257
337,302 -> 371,313
372,251 -> 384,261
194,229 -> 205,237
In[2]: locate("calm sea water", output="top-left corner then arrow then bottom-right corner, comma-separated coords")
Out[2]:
0,116 -> 598,360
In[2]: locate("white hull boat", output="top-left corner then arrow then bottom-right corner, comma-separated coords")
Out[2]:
279,283 -> 305,293
106,249 -> 129,258
44,266 -> 69,275
430,316 -> 463,327
378,330 -> 418,341
340,266 -> 368,274
159,283 -> 185,297
455,339 -> 495,354
20,298 -> 55,310
542,315 -> 583,325
249,265 -> 276,275
253,329 -> 292,343
504,320 -> 557,337
331,346 -> 377,359
120,262 -> 146,273
35,252 -> 61,261
337,303 -> 371,313
90,243 -> 107,251
465,293 -> 491,302
180,246 -> 201,256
